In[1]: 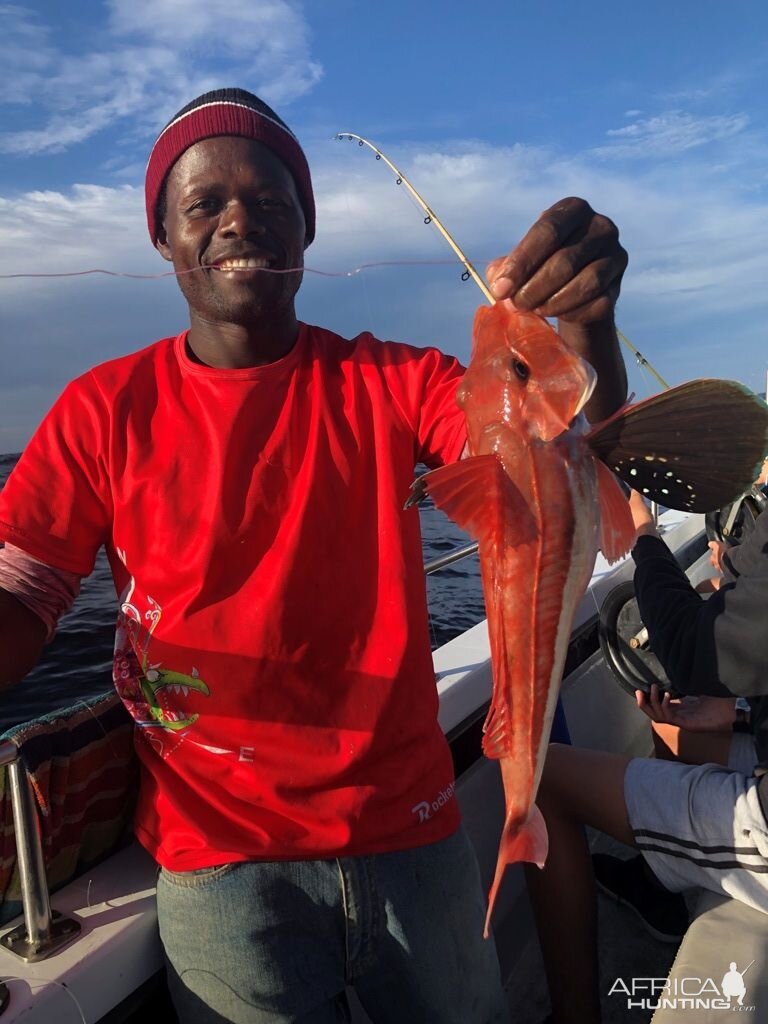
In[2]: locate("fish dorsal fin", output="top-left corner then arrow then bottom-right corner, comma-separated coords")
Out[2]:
406,454 -> 538,549
595,460 -> 635,563
587,380 -> 768,513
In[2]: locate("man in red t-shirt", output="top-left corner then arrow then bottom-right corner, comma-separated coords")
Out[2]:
0,89 -> 629,1023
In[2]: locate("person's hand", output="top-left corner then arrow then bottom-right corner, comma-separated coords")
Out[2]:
708,540 -> 727,573
635,684 -> 737,733
695,576 -> 722,594
487,197 -> 628,324
628,489 -> 659,539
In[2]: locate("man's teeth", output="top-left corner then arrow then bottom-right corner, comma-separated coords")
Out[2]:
216,258 -> 270,271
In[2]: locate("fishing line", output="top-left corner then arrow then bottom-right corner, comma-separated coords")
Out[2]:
342,180 -> 379,333
1,976 -> 87,1024
70,698 -> 125,762
0,260 -> 672,391
332,161 -> 470,649
587,579 -> 604,622
0,259 -> 488,282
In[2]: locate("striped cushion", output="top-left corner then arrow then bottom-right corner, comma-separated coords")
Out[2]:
0,691 -> 137,924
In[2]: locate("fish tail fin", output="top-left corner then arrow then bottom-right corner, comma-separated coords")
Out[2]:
483,804 -> 549,938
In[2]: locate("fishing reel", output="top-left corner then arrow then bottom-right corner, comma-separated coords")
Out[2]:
598,580 -> 675,698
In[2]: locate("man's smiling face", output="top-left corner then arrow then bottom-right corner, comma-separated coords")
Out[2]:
155,136 -> 307,325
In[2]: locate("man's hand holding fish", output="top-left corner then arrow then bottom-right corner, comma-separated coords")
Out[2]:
489,195 -> 630,422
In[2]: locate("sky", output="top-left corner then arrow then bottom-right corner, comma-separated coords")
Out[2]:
1,0 -> 767,450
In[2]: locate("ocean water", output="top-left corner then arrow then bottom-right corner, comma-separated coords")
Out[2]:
0,453 -> 484,732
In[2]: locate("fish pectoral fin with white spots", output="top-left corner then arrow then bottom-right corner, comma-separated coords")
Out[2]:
406,454 -> 538,548
587,380 -> 768,513
595,459 -> 636,563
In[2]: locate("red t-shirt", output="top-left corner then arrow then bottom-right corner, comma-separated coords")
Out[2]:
0,324 -> 467,869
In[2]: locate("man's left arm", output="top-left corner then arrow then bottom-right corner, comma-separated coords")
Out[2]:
489,197 -> 629,422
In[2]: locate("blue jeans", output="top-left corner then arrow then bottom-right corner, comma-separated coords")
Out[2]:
156,825 -> 509,1023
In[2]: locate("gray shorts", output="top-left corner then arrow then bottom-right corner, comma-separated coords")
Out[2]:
624,736 -> 768,913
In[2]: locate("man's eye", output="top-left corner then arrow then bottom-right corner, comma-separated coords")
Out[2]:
189,199 -> 218,213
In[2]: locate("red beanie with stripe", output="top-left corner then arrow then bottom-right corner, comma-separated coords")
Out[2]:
145,88 -> 315,246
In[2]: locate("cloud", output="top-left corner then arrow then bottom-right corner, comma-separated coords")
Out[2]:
0,184 -> 147,272
660,64 -> 759,106
3,137 -> 768,320
0,0 -> 322,155
108,0 -> 323,107
593,110 -> 749,159
2,123 -> 768,448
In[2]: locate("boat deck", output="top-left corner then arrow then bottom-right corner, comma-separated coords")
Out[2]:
501,835 -> 679,1024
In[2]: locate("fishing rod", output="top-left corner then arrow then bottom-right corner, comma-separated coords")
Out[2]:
336,132 -> 494,305
335,132 -> 670,392
616,330 -> 669,391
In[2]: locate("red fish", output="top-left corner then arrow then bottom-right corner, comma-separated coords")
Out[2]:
410,294 -> 635,936
407,272 -> 768,937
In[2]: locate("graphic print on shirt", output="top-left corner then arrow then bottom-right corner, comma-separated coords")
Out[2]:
113,549 -> 211,759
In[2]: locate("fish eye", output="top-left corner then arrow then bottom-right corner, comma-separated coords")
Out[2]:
511,359 -> 530,382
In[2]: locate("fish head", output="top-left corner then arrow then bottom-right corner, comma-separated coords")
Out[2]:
460,299 -> 596,443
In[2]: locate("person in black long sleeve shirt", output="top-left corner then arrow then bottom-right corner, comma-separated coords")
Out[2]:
634,494 -> 768,700
526,492 -> 768,1024
633,497 -> 768,786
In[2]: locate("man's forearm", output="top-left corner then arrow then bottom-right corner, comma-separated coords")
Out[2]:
557,319 -> 628,422
632,534 -> 768,698
0,588 -> 47,688
0,545 -> 81,687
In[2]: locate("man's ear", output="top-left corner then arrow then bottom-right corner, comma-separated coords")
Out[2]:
155,225 -> 173,263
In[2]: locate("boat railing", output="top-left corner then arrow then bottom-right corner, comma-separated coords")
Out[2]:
0,740 -> 80,962
424,541 -> 478,575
